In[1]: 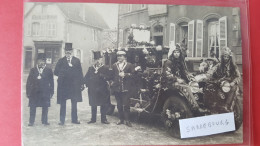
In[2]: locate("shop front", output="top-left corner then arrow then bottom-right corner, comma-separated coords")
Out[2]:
34,41 -> 62,69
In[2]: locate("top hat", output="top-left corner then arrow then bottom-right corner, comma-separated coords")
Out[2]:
37,53 -> 46,61
64,43 -> 73,51
93,51 -> 102,60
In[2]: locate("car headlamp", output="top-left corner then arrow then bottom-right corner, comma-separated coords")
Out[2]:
221,81 -> 231,93
189,81 -> 200,93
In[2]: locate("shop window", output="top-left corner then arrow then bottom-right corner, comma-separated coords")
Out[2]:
32,22 -> 40,36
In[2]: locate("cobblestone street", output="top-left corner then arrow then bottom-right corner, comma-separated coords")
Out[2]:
22,74 -> 243,146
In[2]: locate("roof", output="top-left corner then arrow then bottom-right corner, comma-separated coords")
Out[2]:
25,3 -> 109,30
57,3 -> 109,29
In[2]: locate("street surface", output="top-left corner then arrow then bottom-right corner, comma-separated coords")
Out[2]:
22,74 -> 243,146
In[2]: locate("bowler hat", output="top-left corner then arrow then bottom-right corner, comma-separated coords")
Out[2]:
65,43 -> 73,51
93,51 -> 102,60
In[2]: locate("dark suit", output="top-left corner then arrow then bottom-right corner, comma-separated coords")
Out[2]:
26,66 -> 54,124
84,65 -> 110,122
54,56 -> 83,123
111,61 -> 134,122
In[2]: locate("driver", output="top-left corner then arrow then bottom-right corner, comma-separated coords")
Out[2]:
206,47 -> 241,110
162,45 -> 207,113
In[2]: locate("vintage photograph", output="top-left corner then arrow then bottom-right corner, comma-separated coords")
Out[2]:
22,2 -> 243,145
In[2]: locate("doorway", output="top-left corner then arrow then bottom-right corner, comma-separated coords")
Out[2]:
24,47 -> 33,70
154,36 -> 163,46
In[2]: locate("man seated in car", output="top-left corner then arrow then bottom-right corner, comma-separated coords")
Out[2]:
162,44 -> 207,113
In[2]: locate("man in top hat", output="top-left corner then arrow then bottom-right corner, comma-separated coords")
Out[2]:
110,50 -> 135,127
26,53 -> 54,126
84,51 -> 110,124
54,43 -> 84,125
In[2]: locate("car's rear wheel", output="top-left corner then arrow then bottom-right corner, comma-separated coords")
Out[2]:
234,99 -> 243,130
162,96 -> 193,138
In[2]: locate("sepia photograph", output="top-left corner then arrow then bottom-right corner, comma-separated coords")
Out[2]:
22,2 -> 243,145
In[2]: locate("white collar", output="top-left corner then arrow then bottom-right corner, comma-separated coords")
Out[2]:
37,64 -> 46,74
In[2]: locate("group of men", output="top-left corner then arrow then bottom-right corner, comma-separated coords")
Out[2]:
26,42 -> 241,127
26,43 -> 135,127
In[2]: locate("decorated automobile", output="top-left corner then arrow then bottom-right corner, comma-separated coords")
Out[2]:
103,26 -> 242,138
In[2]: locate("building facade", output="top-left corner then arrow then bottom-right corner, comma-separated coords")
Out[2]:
118,4 -> 242,71
23,3 -> 109,73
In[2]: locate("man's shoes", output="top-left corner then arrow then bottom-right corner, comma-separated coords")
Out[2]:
58,122 -> 64,126
28,123 -> 34,126
101,121 -> 110,124
87,120 -> 96,124
43,122 -> 50,126
72,121 -> 81,124
125,121 -> 132,127
116,120 -> 124,125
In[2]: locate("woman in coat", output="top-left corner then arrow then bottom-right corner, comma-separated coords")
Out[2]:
84,51 -> 110,124
26,53 -> 54,126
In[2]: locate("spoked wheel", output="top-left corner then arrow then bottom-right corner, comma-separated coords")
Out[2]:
162,96 -> 193,138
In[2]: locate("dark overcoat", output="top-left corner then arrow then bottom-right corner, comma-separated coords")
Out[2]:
84,65 -> 110,106
110,62 -> 135,98
54,56 -> 83,104
26,67 -> 54,107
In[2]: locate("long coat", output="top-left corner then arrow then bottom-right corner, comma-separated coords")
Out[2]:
110,62 -> 135,94
84,65 -> 110,106
26,67 -> 54,107
54,56 -> 83,104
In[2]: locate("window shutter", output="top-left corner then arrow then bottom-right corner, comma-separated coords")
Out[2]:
187,20 -> 195,57
196,20 -> 203,57
169,23 -> 175,46
218,16 -> 227,55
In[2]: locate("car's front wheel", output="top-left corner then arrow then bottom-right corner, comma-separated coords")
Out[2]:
161,96 -> 193,138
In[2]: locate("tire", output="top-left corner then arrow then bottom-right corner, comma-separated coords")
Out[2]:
234,99 -> 243,130
106,104 -> 115,115
161,96 -> 193,138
